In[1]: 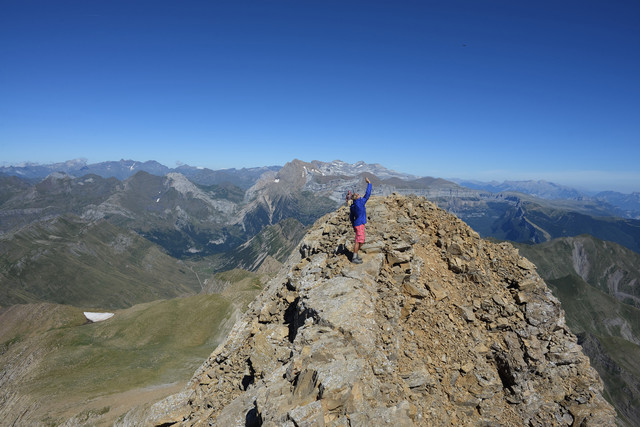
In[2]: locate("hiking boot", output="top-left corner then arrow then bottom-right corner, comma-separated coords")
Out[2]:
352,255 -> 363,264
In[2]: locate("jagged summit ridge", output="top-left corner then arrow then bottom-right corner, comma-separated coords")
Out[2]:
130,194 -> 615,426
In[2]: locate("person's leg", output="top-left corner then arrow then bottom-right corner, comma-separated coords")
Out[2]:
354,241 -> 362,255
352,241 -> 362,263
352,225 -> 365,262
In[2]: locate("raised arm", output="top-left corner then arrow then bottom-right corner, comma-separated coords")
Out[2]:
362,178 -> 372,203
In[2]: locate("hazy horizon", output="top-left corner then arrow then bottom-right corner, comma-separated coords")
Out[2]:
2,156 -> 638,194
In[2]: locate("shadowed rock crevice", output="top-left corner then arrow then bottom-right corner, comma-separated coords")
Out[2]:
241,358 -> 255,391
284,296 -> 310,343
129,194 -> 616,426
494,351 -> 518,390
244,400 -> 262,427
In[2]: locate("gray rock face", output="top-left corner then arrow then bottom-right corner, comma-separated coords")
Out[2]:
127,194 -> 616,426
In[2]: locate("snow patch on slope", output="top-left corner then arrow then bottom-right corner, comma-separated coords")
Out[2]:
84,312 -> 114,322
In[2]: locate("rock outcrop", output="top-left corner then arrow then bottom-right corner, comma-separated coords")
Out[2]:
127,195 -> 616,426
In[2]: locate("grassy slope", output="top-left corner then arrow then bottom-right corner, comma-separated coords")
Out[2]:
38,295 -> 232,397
596,335 -> 640,426
518,236 -> 640,307
0,216 -> 202,308
546,274 -> 640,344
0,272 -> 264,425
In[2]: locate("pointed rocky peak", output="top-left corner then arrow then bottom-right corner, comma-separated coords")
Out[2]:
242,160 -> 314,202
122,169 -> 163,188
164,172 -> 208,199
134,194 -> 615,426
44,171 -> 74,180
34,172 -> 88,195
273,159 -> 322,190
239,160 -> 338,232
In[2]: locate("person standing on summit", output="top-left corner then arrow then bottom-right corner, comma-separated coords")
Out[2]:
349,177 -> 372,264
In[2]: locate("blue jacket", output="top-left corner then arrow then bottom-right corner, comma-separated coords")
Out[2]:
350,183 -> 372,226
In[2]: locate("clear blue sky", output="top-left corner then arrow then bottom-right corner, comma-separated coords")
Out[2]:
1,0 -> 639,192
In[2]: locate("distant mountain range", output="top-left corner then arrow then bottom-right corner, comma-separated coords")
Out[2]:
0,158 -> 415,188
452,178 -> 640,219
1,159 -> 169,181
452,178 -> 587,200
3,159 -> 639,218
0,159 -> 280,189
2,159 -> 640,256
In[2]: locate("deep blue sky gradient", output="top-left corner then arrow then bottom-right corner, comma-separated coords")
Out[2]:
1,0 -> 639,191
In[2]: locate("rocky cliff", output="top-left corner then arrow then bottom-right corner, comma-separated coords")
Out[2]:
126,194 -> 616,426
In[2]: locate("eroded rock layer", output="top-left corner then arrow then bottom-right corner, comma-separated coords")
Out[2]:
130,195 -> 615,426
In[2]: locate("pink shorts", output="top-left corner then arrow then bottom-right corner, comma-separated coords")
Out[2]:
354,224 -> 366,243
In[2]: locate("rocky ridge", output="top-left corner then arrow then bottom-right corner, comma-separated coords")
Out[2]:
126,194 -> 616,426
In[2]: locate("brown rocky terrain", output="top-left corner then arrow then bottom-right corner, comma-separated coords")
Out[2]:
125,194 -> 616,426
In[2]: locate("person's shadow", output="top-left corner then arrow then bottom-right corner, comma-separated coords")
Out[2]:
335,243 -> 355,261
